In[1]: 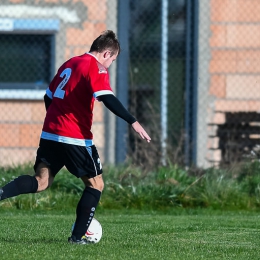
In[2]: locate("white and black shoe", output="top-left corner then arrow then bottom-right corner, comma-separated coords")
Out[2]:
68,235 -> 92,245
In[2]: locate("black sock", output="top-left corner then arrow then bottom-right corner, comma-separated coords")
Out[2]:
72,187 -> 101,240
0,175 -> 38,200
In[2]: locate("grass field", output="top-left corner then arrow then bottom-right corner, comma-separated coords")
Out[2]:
1,162 -> 260,259
0,209 -> 259,260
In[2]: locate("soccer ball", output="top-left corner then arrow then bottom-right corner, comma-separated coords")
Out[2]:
71,218 -> 103,243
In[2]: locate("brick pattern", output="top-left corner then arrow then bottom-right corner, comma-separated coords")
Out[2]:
211,50 -> 260,74
211,0 -> 260,23
209,75 -> 226,98
0,0 -> 108,166
211,24 -> 260,48
0,101 -> 45,122
0,101 -> 44,165
0,123 -> 42,148
65,0 -> 108,58
0,148 -> 36,166
207,0 -> 260,164
210,1 -> 260,99
0,98 -> 105,166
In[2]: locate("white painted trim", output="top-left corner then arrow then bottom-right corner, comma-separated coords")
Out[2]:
0,6 -> 79,23
0,90 -> 45,100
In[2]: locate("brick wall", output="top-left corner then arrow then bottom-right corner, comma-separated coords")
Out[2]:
0,0 -> 109,166
0,101 -> 45,165
207,0 -> 260,164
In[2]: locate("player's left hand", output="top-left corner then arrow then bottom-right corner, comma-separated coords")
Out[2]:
131,121 -> 151,143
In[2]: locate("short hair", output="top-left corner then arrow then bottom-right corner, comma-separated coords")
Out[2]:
89,30 -> 120,56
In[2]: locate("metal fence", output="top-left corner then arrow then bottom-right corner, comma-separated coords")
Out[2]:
126,0 -> 187,167
0,0 -> 259,169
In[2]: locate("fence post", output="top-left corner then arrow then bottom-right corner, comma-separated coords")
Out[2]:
184,0 -> 199,166
116,0 -> 130,163
161,0 -> 169,166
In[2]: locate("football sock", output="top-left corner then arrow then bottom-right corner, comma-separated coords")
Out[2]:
0,175 -> 38,200
72,186 -> 101,240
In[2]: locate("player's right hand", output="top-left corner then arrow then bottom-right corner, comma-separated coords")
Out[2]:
131,121 -> 151,143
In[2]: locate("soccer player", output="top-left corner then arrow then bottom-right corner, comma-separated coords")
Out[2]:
0,30 -> 151,244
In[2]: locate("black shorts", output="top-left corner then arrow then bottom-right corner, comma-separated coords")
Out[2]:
34,139 -> 103,178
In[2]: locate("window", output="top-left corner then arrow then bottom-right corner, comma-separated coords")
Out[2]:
0,34 -> 53,90
0,19 -> 59,99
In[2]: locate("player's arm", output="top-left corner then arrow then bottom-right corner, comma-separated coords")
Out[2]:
98,94 -> 136,124
44,94 -> 52,111
98,94 -> 151,142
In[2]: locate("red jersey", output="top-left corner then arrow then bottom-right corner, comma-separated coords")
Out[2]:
41,53 -> 114,146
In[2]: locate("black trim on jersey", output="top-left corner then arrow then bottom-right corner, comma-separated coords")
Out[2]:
44,94 -> 52,111
98,94 -> 136,124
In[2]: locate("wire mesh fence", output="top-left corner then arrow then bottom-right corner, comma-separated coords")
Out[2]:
127,0 -> 186,167
199,0 -> 260,167
0,0 -> 259,169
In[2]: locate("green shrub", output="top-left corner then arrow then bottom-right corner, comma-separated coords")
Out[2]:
1,161 -> 260,211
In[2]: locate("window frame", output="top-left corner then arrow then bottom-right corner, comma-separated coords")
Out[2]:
0,18 -> 59,100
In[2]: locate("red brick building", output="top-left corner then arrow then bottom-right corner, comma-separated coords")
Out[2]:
204,0 -> 260,166
0,0 -> 259,167
0,0 -> 116,165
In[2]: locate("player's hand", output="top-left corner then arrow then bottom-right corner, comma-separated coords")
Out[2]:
131,121 -> 151,143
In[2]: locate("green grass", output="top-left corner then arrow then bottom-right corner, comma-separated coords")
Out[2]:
0,209 -> 259,260
1,162 -> 260,259
1,161 -> 260,211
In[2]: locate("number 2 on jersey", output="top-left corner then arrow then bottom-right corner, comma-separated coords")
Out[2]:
53,68 -> 72,99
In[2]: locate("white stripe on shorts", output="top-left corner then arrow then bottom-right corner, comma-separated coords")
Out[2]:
86,146 -> 98,176
41,131 -> 94,147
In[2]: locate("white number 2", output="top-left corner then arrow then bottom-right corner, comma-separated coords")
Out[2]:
53,68 -> 72,99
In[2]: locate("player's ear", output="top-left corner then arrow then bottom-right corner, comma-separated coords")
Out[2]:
103,50 -> 111,59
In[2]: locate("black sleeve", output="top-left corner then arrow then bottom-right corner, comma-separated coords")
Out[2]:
44,94 -> 52,111
98,94 -> 137,124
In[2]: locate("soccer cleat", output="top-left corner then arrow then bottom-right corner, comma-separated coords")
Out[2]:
0,189 -> 3,200
68,235 -> 92,245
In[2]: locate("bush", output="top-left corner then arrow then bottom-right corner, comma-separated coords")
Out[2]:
1,160 -> 260,211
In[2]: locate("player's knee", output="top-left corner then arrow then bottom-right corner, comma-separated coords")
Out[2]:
95,176 -> 104,192
35,175 -> 54,192
84,176 -> 104,192
96,180 -> 104,192
34,163 -> 54,192
35,177 -> 47,192
90,180 -> 104,192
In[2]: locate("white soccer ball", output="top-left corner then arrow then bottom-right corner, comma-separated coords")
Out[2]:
72,218 -> 103,243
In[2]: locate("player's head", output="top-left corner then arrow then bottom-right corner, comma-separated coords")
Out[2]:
90,30 -> 120,68
89,30 -> 120,57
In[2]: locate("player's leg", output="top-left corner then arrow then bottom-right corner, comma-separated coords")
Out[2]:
0,174 -> 38,201
65,144 -> 103,243
0,139 -> 63,201
83,174 -> 104,191
33,139 -> 64,192
0,156 -> 55,201
34,162 -> 55,192
70,175 -> 103,241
